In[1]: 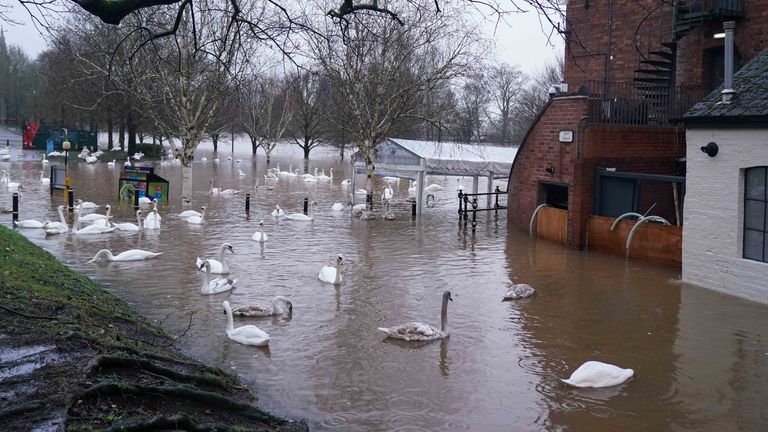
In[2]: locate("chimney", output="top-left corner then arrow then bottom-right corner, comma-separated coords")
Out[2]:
721,21 -> 736,103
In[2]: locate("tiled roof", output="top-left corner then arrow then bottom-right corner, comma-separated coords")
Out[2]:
685,48 -> 768,120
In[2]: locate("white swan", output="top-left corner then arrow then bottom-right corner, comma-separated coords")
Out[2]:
352,203 -> 367,215
238,169 -> 246,177
222,301 -> 269,346
75,200 -> 98,210
252,221 -> 268,243
213,156 -> 220,163
279,165 -> 296,177
340,179 -> 351,186
107,160 -> 115,167
285,202 -> 316,221
355,189 -> 368,195
303,175 -> 317,184
455,178 -> 464,192
40,171 -> 50,186
318,255 -> 343,285
382,184 -> 394,201
111,210 -> 143,232
88,248 -> 162,262
561,361 -> 634,388
47,151 -> 63,157
316,168 -> 332,181
138,196 -> 152,205
201,157 -> 207,162
331,202 -> 345,212
219,188 -> 239,196
424,183 -> 443,192
209,179 -> 220,195
199,260 -> 236,295
41,154 -> 49,165
44,206 -> 68,235
382,176 -> 399,183
271,205 -> 285,218
186,206 -> 206,225
502,284 -> 535,301
408,181 -> 416,194
196,242 -> 233,274
80,204 -> 111,223
230,296 -> 292,317
178,209 -> 202,219
378,291 -> 453,341
73,210 -> 115,235
143,209 -> 161,229
14,219 -> 49,229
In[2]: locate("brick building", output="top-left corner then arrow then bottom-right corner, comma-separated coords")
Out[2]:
508,0 -> 767,250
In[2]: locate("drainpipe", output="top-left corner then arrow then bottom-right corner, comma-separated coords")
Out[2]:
721,21 -> 736,103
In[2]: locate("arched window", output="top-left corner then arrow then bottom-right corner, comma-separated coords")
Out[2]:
744,167 -> 768,263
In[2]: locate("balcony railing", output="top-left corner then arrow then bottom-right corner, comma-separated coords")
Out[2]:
678,0 -> 745,18
584,80 -> 709,126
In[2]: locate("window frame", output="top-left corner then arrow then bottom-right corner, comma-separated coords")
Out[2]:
743,166 -> 768,263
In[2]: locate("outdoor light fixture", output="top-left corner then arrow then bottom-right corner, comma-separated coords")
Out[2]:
545,167 -> 556,174
713,32 -> 725,39
701,142 -> 719,157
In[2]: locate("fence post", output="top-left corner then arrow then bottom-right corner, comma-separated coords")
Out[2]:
303,197 -> 308,215
12,193 -> 18,224
411,200 -> 416,219
133,191 -> 139,211
67,187 -> 74,214
458,191 -> 463,218
471,197 -> 478,232
366,193 -> 373,210
463,195 -> 469,224
494,186 -> 501,216
245,194 -> 250,214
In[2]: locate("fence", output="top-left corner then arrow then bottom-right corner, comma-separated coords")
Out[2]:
457,186 -> 507,232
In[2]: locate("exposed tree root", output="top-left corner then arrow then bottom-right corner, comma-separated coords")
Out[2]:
78,383 -> 278,424
104,414 -> 234,432
86,354 -> 231,391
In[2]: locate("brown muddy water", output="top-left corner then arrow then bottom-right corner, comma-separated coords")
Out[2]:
2,142 -> 768,431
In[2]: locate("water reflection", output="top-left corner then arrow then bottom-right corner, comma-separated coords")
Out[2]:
2,143 -> 767,431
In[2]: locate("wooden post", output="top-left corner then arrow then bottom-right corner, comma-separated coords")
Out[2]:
12,193 -> 18,223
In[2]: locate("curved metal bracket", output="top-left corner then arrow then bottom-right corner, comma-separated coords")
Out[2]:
529,204 -> 550,238
610,212 -> 644,232
626,215 -> 672,254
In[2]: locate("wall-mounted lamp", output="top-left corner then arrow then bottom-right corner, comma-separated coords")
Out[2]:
701,142 -> 719,157
545,167 -> 556,175
713,32 -> 725,39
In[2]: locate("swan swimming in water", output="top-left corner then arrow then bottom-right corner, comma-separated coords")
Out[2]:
502,284 -> 535,301
178,209 -> 202,219
318,255 -> 343,285
196,242 -> 234,274
271,205 -> 285,217
252,221 -> 268,243
378,291 -> 453,341
229,296 -> 293,317
111,210 -> 143,232
222,301 -> 270,346
44,206 -> 68,235
561,361 -> 634,388
14,219 -> 49,229
186,206 -> 206,225
340,179 -> 351,186
40,171 -> 50,185
88,249 -> 162,262
285,202 -> 317,221
199,260 -> 236,295
143,209 -> 161,229
75,200 -> 98,210
80,204 -> 111,223
424,183 -> 443,192
73,210 -> 115,235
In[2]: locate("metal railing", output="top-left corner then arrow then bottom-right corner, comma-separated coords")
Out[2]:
457,186 -> 507,232
585,80 -> 708,126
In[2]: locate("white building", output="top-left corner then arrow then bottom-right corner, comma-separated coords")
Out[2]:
683,48 -> 768,304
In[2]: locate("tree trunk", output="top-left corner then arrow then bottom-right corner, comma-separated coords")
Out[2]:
181,165 -> 193,205
303,145 -> 310,160
127,112 -> 137,156
339,142 -> 345,161
118,123 -> 125,150
249,136 -> 258,155
107,119 -> 114,150
211,133 -> 219,153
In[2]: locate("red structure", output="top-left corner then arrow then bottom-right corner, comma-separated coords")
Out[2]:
508,0 -> 765,249
23,121 -> 39,149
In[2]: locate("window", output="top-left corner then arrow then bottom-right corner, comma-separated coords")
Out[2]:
540,183 -> 568,210
744,167 -> 768,263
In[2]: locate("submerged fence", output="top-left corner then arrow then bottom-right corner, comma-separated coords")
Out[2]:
458,186 -> 508,232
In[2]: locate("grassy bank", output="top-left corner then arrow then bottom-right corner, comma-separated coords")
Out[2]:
0,226 -> 306,431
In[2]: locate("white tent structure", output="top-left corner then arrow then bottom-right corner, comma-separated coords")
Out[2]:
351,138 -> 518,214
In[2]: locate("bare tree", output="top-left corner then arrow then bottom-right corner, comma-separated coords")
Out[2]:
239,75 -> 294,164
512,55 -> 564,142
309,0 -> 479,188
488,63 -> 525,145
454,72 -> 489,143
288,68 -> 328,160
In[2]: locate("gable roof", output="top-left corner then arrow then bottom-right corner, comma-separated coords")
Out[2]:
684,48 -> 768,123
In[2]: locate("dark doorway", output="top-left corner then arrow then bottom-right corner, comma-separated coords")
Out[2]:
540,183 -> 569,210
597,176 -> 637,217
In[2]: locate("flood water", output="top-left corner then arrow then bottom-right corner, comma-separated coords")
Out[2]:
3,140 -> 768,431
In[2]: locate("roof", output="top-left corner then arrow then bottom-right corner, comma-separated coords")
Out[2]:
352,138 -> 517,177
685,48 -> 768,122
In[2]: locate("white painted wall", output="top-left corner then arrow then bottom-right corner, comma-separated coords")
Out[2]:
683,128 -> 768,304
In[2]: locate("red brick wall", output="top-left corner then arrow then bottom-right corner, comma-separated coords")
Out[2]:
564,0 -> 671,90
508,99 -> 685,249
507,97 -> 587,235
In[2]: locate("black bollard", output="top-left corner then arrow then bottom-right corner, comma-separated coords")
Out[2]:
133,191 -> 139,211
494,186 -> 501,216
411,200 -> 417,219
366,193 -> 373,210
12,192 -> 19,223
67,187 -> 74,213
303,197 -> 308,215
245,194 -> 251,214
458,191 -> 463,218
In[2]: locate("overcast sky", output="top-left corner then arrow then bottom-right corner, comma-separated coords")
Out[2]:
2,2 -> 563,76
